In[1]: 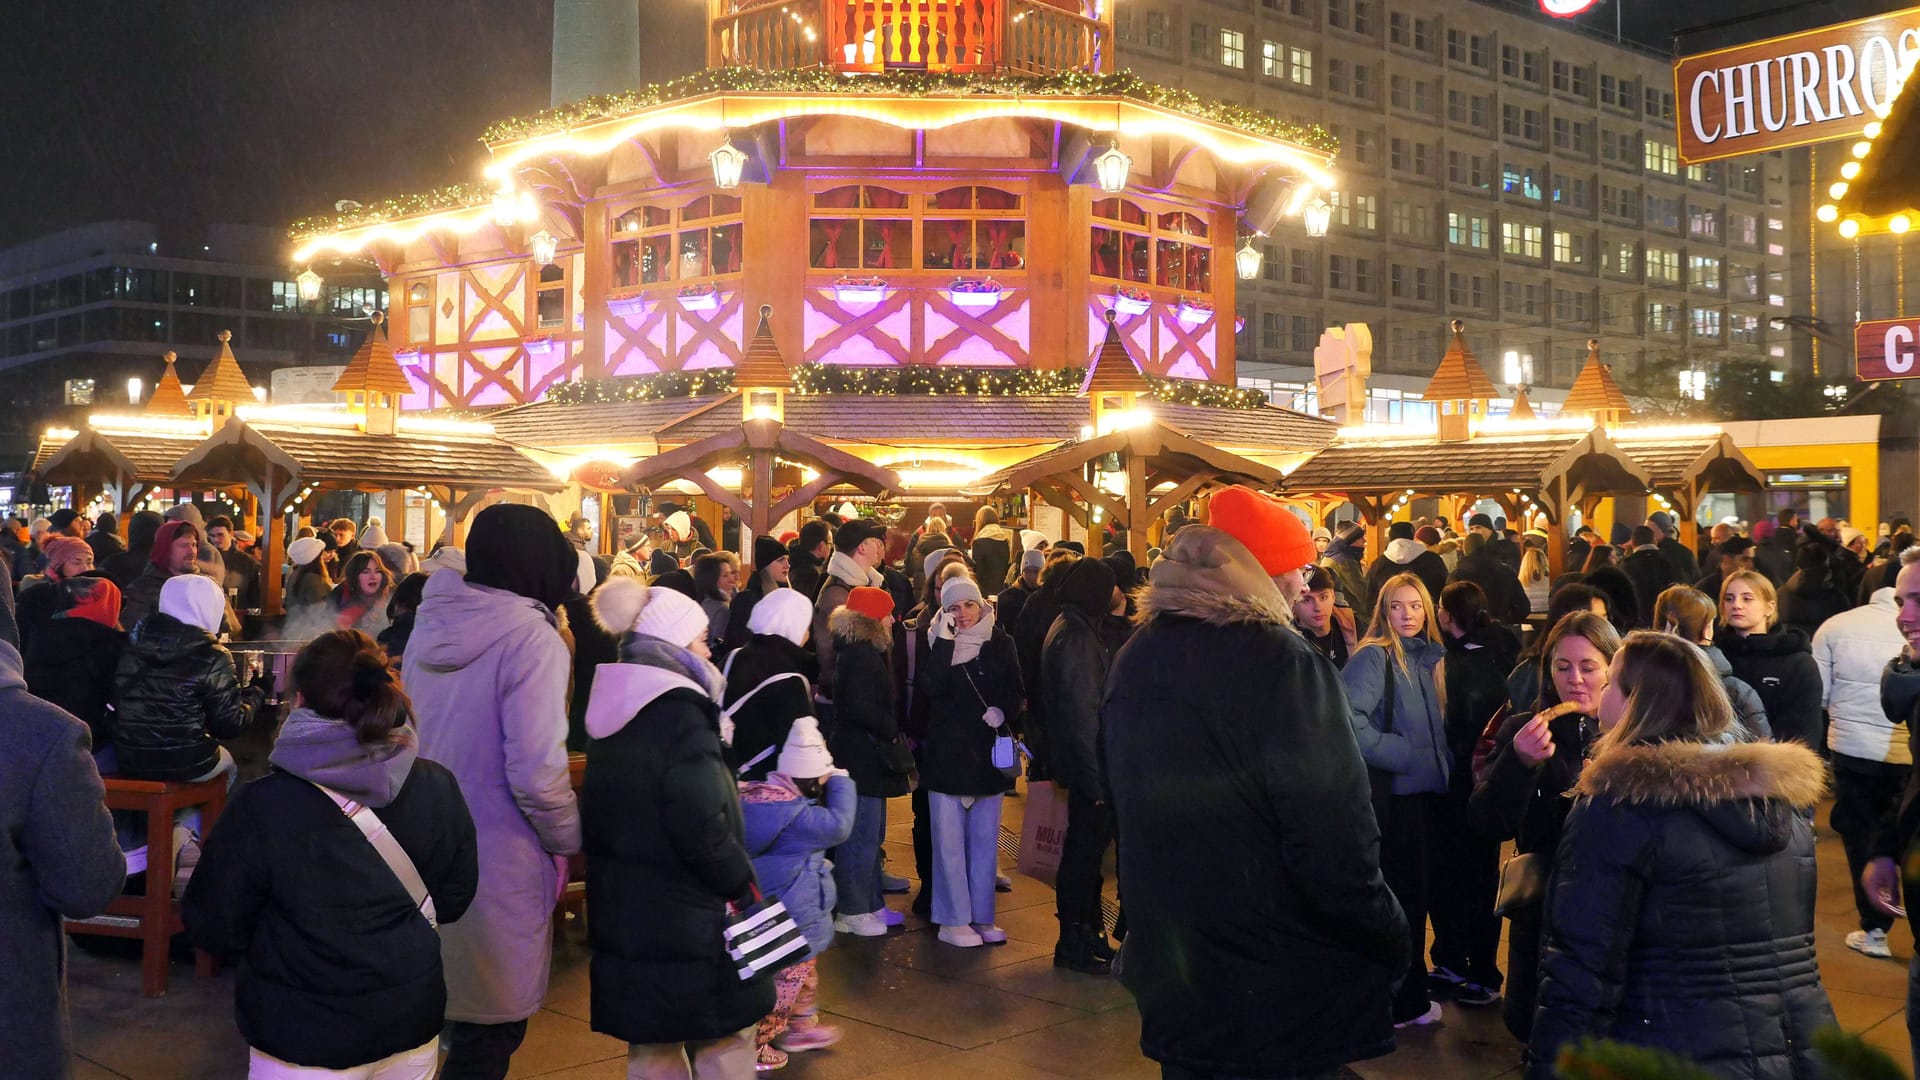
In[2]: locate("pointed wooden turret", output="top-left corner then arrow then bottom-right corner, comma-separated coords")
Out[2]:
1082,309 -> 1153,432
1508,386 -> 1536,421
145,351 -> 192,417
737,305 -> 792,423
1425,320 -> 1498,442
186,329 -> 254,422
331,312 -> 412,435
1560,338 -> 1633,426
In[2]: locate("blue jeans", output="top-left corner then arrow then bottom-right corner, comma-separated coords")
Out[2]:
832,795 -> 886,916
929,792 -> 1002,927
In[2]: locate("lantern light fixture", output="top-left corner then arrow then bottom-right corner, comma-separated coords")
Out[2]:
709,134 -> 749,190
127,377 -> 143,406
296,267 -> 324,302
1303,198 -> 1332,239
1092,139 -> 1132,194
491,185 -> 519,227
530,230 -> 558,266
1234,237 -> 1263,280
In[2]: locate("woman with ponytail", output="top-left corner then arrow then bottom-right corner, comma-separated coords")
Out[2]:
184,630 -> 478,1078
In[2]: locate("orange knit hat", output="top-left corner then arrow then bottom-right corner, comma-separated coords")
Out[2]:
845,585 -> 895,621
1206,487 -> 1316,576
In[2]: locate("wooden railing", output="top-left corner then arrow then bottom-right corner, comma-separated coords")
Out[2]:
710,0 -> 1109,76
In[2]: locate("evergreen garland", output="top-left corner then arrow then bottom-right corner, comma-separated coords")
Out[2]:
542,364 -> 1266,410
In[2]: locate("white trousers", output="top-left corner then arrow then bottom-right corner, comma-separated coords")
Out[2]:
247,1038 -> 439,1079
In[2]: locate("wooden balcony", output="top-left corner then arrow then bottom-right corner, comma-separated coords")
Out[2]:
710,0 -> 1111,77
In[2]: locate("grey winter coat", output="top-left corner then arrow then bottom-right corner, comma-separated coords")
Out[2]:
402,569 -> 582,1024
1342,636 -> 1448,796
0,640 -> 126,1079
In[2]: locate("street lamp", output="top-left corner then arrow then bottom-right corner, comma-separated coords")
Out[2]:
492,185 -> 520,227
1303,198 -> 1332,238
1234,237 -> 1263,280
127,377 -> 143,406
530,230 -> 558,267
1093,140 -> 1132,194
709,134 -> 749,190
296,267 -> 324,302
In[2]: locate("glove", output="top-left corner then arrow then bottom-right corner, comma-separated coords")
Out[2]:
982,705 -> 1007,728
932,610 -> 957,640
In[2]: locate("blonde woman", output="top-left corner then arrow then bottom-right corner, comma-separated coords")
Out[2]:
1529,633 -> 1834,1077
1518,547 -> 1552,616
1340,572 -> 1446,1028
1717,570 -> 1822,746
1650,585 -> 1770,740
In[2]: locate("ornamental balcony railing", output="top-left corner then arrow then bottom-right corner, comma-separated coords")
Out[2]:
710,0 -> 1111,77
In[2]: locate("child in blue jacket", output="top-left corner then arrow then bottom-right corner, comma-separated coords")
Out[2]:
739,716 -> 857,1071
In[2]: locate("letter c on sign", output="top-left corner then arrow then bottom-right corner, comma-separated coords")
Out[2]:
1691,71 -> 1723,144
1887,324 -> 1915,374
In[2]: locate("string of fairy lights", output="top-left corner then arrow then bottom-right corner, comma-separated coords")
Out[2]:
543,364 -> 1268,409
290,182 -> 493,242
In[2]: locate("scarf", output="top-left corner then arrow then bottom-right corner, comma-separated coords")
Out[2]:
949,607 -> 996,665
269,707 -> 418,808
620,632 -> 728,702
825,550 -> 883,590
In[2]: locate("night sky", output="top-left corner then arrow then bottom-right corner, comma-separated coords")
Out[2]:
0,0 -> 1883,250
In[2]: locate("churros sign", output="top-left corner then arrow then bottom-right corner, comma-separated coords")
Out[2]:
1674,7 -> 1920,164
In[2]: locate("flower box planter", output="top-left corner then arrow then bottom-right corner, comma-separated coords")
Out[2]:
678,284 -> 721,312
946,277 -> 1006,309
1175,296 -> 1216,324
523,335 -> 555,356
1110,286 -> 1152,318
832,276 -> 888,305
606,289 -> 649,318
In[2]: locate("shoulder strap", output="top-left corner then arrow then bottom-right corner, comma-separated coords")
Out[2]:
1379,650 -> 1397,736
722,670 -> 811,722
310,782 -> 437,929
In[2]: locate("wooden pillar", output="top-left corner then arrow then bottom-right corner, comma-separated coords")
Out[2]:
750,447 -> 777,543
579,198 -> 612,382
1126,455 -> 1149,565
261,466 -> 286,617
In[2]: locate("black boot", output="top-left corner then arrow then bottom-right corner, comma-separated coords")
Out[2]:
1087,923 -> 1115,962
1053,921 -> 1112,975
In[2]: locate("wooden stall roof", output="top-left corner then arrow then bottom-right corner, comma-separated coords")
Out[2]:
1153,402 -> 1338,451
1283,428 -> 1650,500
170,417 -> 565,493
487,396 -> 729,449
1609,429 -> 1767,494
962,421 -> 1284,496
34,428 -> 206,485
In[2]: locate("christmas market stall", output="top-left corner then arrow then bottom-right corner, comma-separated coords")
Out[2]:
32,351 -> 226,526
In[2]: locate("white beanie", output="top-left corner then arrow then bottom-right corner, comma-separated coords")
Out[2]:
288,536 -> 326,566
592,576 -> 709,647
748,588 -> 813,647
663,510 -> 692,541
778,716 -> 835,779
160,573 -> 225,634
1020,548 -> 1046,572
1019,529 -> 1046,552
941,576 -> 984,610
420,546 -> 466,576
921,547 -> 952,582
360,520 -> 389,549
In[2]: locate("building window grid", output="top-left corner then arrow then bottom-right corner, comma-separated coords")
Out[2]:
1219,29 -> 1246,68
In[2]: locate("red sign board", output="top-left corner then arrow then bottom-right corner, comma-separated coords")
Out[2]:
1673,7 -> 1920,165
1855,316 -> 1920,380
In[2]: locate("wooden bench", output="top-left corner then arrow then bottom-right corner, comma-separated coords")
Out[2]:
66,776 -> 227,997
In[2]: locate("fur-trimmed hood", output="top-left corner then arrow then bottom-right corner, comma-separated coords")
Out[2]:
1576,740 -> 1827,854
1136,524 -> 1293,628
828,605 -> 892,651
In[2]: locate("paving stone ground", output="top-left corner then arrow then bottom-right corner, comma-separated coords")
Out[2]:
65,790 -> 1914,1079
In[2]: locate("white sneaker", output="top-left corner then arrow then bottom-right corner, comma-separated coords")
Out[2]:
833,911 -> 889,937
938,924 -> 984,948
972,923 -> 1008,944
879,905 -> 905,927
1394,1002 -> 1443,1029
1847,928 -> 1894,958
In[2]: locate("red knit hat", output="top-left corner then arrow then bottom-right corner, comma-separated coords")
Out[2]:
1206,487 -> 1316,576
845,585 -> 895,621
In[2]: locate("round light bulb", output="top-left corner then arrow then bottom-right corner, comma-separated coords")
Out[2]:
1831,181 -> 1850,199
1854,141 -> 1872,158
1817,204 -> 1839,222
1866,121 -> 1884,138
1841,161 -> 1861,180
1893,215 -> 1912,234
1840,218 -> 1861,239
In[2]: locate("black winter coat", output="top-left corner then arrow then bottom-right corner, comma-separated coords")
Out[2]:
788,547 -> 825,602
1529,741 -> 1834,1079
562,594 -> 620,753
113,613 -> 252,780
1779,570 -> 1851,642
85,528 -> 126,561
1450,548 -> 1531,626
720,577 -> 770,655
183,761 -> 478,1069
1013,586 -> 1066,776
1043,607 -> 1114,796
1618,548 -> 1678,629
14,579 -> 62,655
1657,536 -> 1702,587
1487,535 -> 1523,574
1438,622 -> 1520,792
583,683 -> 774,1044
916,627 -> 1022,796
24,613 -> 126,749
1753,535 -> 1794,586
1363,546 -> 1449,613
1104,595 -> 1407,1076
826,609 -> 911,798
996,580 -> 1037,637
1583,566 -> 1640,633
722,633 -> 817,781
1719,626 -> 1824,747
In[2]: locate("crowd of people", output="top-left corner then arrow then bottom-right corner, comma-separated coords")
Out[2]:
6,492 -> 1920,1079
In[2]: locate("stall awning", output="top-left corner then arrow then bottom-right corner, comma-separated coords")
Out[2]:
170,417 -> 566,495
1282,427 -> 1650,509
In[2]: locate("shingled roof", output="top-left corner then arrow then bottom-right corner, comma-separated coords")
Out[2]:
734,305 -> 793,390
1560,339 -> 1633,419
1082,311 -> 1153,396
170,417 -> 564,493
330,312 -> 414,397
488,395 -> 728,449
146,352 -> 192,417
1283,427 -> 1649,501
1610,428 -> 1766,494
36,428 -> 204,486
186,330 -> 255,405
1423,320 -> 1499,402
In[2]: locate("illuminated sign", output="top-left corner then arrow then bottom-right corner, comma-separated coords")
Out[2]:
1540,0 -> 1599,17
1855,316 -> 1920,380
1673,7 -> 1920,164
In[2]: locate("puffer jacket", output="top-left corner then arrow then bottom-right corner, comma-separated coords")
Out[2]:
1529,741 -> 1835,1079
24,610 -> 126,751
1439,622 -> 1520,790
722,633 -> 817,781
1342,635 -> 1447,796
113,612 -> 252,780
1042,606 -> 1113,795
917,623 -> 1022,797
826,607 -> 910,798
740,774 -> 857,954
1363,538 -> 1448,614
1702,644 -> 1773,742
1449,548 -> 1531,626
580,653 -> 773,1045
1813,588 -> 1909,763
1618,548 -> 1678,629
1719,625 -> 1824,748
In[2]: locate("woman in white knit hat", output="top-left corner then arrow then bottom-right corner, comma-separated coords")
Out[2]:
583,578 -> 772,1076
284,536 -> 332,616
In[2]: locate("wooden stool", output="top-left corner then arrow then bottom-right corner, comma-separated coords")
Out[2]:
66,776 -> 228,997
555,753 -> 588,936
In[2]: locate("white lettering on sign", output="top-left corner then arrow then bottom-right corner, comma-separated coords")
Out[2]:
1887,324 -> 1915,374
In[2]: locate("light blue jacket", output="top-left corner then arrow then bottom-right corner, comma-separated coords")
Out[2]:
739,773 -> 857,954
1341,636 -> 1448,796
